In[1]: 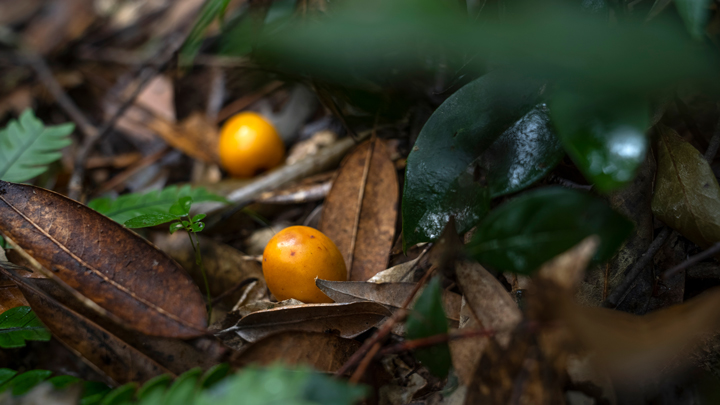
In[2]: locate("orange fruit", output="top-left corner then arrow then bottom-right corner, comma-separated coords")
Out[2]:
218,112 -> 285,178
262,226 -> 347,303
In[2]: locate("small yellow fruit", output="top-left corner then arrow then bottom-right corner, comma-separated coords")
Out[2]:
262,226 -> 347,303
218,112 -> 285,178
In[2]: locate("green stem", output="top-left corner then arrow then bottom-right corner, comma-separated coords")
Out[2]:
184,221 -> 212,323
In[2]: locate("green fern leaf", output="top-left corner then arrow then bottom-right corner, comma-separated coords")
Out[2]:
0,306 -> 51,348
0,109 -> 74,182
88,185 -> 228,224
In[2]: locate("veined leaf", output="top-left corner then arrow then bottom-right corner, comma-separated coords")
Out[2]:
466,187 -> 633,274
0,306 -> 50,348
88,185 -> 227,224
0,109 -> 74,183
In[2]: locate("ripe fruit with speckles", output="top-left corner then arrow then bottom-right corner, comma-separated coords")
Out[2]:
262,226 -> 347,303
218,112 -> 285,178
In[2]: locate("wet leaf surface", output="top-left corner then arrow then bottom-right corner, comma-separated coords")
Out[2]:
0,266 -> 172,385
550,91 -> 649,192
319,139 -> 398,281
229,301 -> 391,342
0,181 -> 207,338
315,279 -> 461,324
651,125 -> 720,249
466,187 -> 633,274
403,72 -> 544,248
231,331 -> 360,373
406,277 -> 451,378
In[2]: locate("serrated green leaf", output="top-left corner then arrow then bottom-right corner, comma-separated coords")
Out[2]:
675,0 -> 711,39
0,306 -> 51,348
402,71 -> 544,249
0,109 -> 74,183
550,91 -> 649,192
406,277 -> 451,378
124,213 -> 178,229
88,185 -> 228,224
466,187 -> 633,274
651,125 -> 720,248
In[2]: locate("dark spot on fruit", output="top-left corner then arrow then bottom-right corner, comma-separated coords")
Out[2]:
310,235 -> 315,238
291,251 -> 296,256
264,258 -> 267,262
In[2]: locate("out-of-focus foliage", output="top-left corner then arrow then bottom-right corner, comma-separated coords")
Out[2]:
406,276 -> 452,378
0,306 -> 50,349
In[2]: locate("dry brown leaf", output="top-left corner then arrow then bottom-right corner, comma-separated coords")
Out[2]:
316,279 -> 460,324
146,112 -> 220,164
0,181 -> 207,338
22,0 -> 95,54
449,300 -> 488,386
228,301 -> 391,342
536,236 -> 599,291
154,232 -> 265,308
319,139 -> 398,281
231,331 -> 359,373
1,266 -> 172,385
652,125 -> 720,249
367,256 -> 421,283
109,75 -> 176,144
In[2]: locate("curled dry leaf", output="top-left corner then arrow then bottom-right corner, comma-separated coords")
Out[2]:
0,266 -> 171,385
228,301 -> 391,342
367,256 -> 421,283
319,139 -> 399,281
316,279 -> 461,324
146,112 -> 221,164
652,125 -> 720,249
231,331 -> 360,373
0,181 -> 207,338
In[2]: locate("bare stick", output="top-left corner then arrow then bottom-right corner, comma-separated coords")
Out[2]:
603,227 -> 672,308
662,242 -> 720,280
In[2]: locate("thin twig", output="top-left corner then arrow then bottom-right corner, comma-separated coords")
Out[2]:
335,265 -> 437,378
378,328 -> 496,356
603,227 -> 672,308
704,114 -> 720,162
662,242 -> 720,280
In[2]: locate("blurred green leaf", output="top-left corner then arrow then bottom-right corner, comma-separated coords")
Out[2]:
88,185 -> 227,224
0,369 -> 52,396
402,71 -> 544,249
466,187 -> 633,274
0,109 -> 73,183
47,375 -> 81,389
170,196 -> 193,216
675,0 -> 711,39
124,214 -> 178,229
480,104 -> 565,197
406,276 -> 451,378
0,306 -> 51,348
550,91 -> 649,192
651,125 -> 720,248
100,383 -> 136,405
180,0 -> 232,67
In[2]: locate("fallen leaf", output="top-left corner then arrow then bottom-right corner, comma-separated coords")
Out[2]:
107,75 -> 176,143
22,0 -> 96,54
231,331 -> 360,373
154,232 -> 265,308
448,300 -> 488,386
0,181 -> 207,338
0,266 -> 172,385
146,112 -> 221,164
319,139 -> 398,281
316,279 -> 460,324
229,301 -> 391,342
652,125 -> 720,249
367,256 -> 421,283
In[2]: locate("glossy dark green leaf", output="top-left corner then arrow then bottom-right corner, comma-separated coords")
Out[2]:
480,104 -> 564,198
406,276 -> 451,378
0,306 -> 51,348
466,187 -> 633,274
124,213 -> 178,229
651,125 -> 720,248
675,0 -> 711,39
402,71 -> 544,249
550,91 -> 649,192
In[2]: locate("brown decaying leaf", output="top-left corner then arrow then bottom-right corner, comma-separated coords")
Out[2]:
229,301 -> 391,342
28,276 -> 224,375
154,232 -> 265,308
315,279 -> 461,324
651,125 -> 720,249
22,0 -> 96,54
367,256 -> 421,283
231,331 -> 360,373
146,112 -> 220,164
452,260 -> 522,385
1,266 -> 172,385
0,181 -> 207,338
319,139 -> 399,281
0,283 -> 29,312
